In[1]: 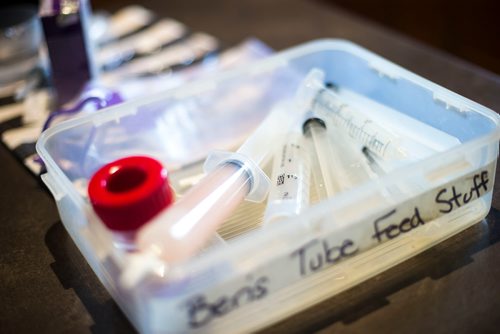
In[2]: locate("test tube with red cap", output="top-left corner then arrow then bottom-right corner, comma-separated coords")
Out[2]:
88,155 -> 175,249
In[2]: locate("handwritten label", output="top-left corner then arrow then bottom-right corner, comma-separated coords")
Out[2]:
291,238 -> 358,277
372,169 -> 490,243
153,162 -> 495,332
435,171 -> 489,213
372,207 -> 425,242
184,276 -> 269,328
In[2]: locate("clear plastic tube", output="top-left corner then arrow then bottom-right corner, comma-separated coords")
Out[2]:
303,116 -> 376,199
122,103 -> 299,287
362,146 -> 386,176
263,132 -> 310,224
303,118 -> 339,198
324,125 -> 377,188
137,162 -> 251,263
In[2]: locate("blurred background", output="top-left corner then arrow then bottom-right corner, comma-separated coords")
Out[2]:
2,0 -> 499,75
322,0 -> 500,74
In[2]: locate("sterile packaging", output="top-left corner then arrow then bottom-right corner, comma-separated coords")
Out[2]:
37,40 -> 499,333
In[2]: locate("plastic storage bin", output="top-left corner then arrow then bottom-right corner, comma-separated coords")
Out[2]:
37,39 -> 499,333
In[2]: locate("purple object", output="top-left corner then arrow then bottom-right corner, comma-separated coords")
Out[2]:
42,85 -> 124,131
39,0 -> 97,108
35,84 -> 123,168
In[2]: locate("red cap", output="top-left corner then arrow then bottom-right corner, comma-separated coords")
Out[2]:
88,156 -> 174,231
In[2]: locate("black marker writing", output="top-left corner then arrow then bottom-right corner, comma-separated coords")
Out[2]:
291,238 -> 358,277
436,171 -> 489,213
185,276 -> 269,328
372,207 -> 425,243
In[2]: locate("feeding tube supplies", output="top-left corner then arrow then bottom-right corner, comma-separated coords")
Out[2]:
122,101 -> 301,287
297,69 -> 460,163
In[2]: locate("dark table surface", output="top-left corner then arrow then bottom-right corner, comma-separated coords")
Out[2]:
1,0 -> 500,333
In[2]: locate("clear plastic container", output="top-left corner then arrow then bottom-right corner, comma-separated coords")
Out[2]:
37,39 -> 500,333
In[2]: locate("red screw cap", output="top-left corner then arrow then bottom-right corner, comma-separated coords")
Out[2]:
88,156 -> 174,231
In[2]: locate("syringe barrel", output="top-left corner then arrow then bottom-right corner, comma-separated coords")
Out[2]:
303,114 -> 375,197
136,162 -> 250,263
313,90 -> 400,159
303,118 -> 339,198
263,133 -> 311,224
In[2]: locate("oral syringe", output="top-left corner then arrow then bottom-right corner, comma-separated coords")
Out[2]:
302,117 -> 339,198
298,69 -> 448,162
314,90 -> 401,159
122,102 -> 298,287
302,114 -> 376,200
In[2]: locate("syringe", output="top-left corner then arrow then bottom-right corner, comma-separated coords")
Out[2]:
302,114 -> 375,198
263,132 -> 311,224
298,69 -> 442,161
122,102 -> 297,287
302,117 -> 339,198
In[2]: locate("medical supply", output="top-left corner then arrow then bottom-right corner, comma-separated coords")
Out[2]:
88,156 -> 174,240
333,86 -> 461,155
299,69 -> 460,162
36,40 -> 500,333
122,103 -> 299,287
302,114 -> 375,197
302,117 -> 338,198
362,146 -> 386,175
263,132 -> 310,224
